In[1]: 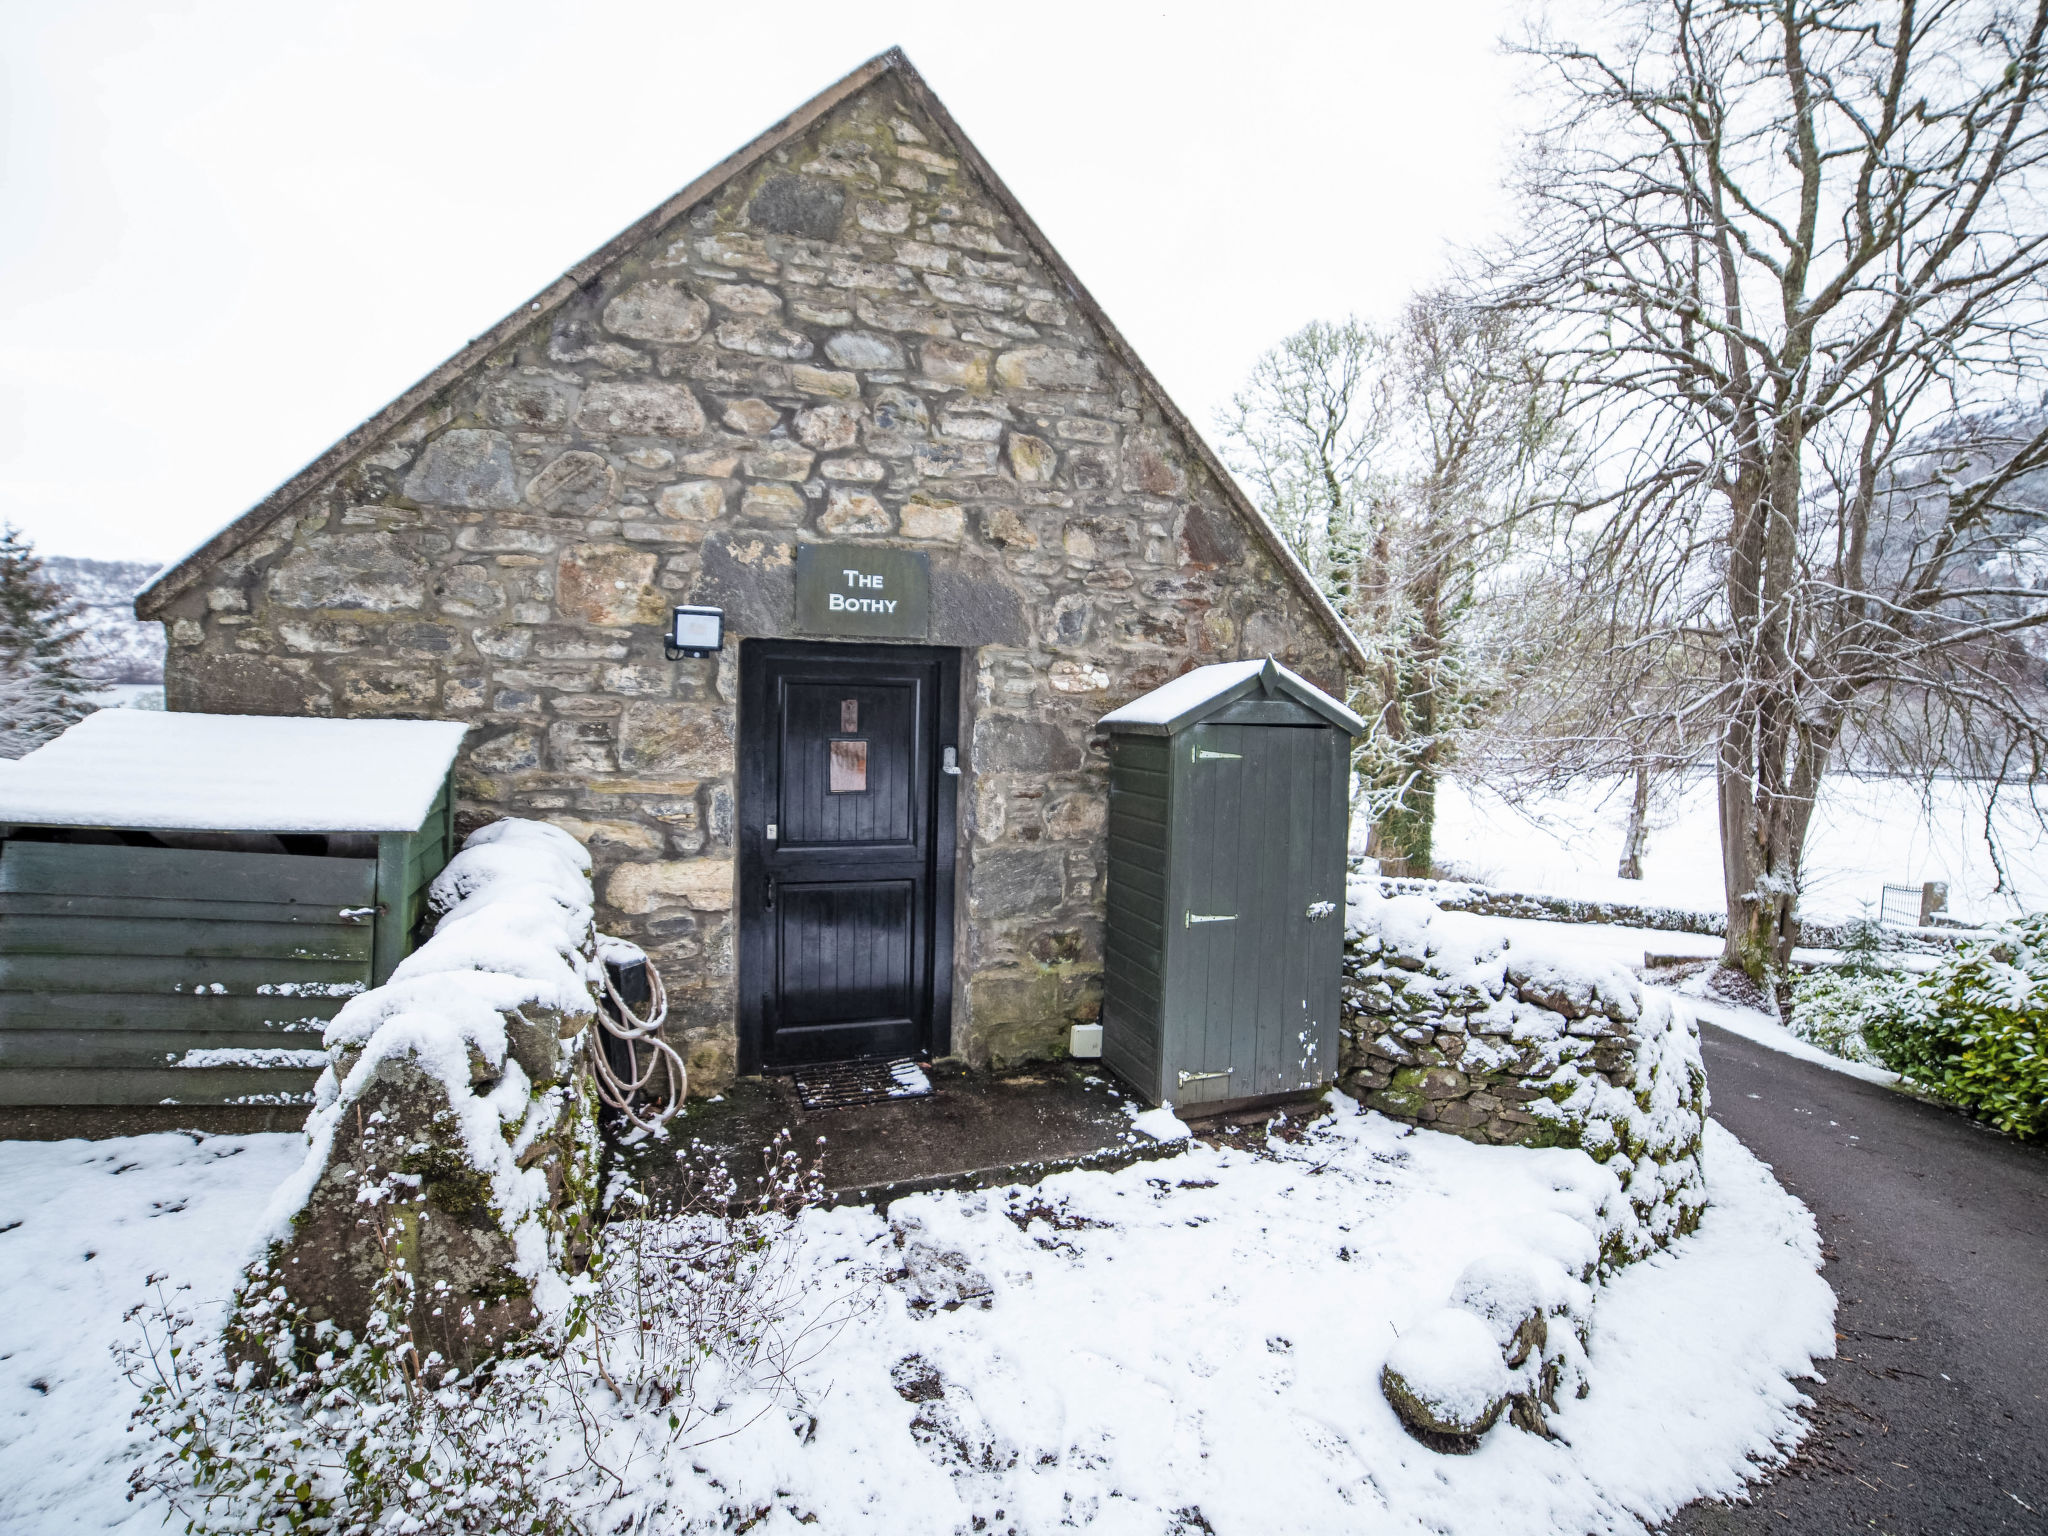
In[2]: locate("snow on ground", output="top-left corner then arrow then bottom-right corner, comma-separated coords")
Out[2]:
0,1100 -> 1834,1536
1434,773 -> 2048,925
1679,992 -> 1901,1089
0,1131 -> 307,1535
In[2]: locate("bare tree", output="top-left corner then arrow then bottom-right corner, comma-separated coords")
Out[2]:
1218,318 -> 1383,609
1500,0 -> 2048,972
1461,552 -> 1724,878
1222,296 -> 1573,871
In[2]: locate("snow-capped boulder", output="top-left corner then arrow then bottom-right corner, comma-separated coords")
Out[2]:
1449,1249 -> 1593,1434
1380,1309 -> 1512,1445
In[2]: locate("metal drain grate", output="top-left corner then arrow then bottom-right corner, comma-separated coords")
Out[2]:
789,1057 -> 933,1111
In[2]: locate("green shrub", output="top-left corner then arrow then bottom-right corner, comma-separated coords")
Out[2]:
1794,912 -> 2048,1140
1859,913 -> 2048,1140
1787,920 -> 1908,1069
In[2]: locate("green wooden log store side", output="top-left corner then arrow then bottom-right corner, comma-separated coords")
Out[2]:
374,773 -> 455,985
0,772 -> 454,1107
1102,701 -> 1349,1109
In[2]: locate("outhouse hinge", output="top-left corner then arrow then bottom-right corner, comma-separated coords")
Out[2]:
1193,747 -> 1242,761
1177,1068 -> 1234,1086
1185,912 -> 1237,926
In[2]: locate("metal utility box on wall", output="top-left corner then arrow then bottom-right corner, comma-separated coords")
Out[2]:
0,711 -> 467,1108
1099,660 -> 1364,1110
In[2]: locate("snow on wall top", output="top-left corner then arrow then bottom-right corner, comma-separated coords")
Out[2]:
1098,658 -> 1365,735
0,710 -> 467,832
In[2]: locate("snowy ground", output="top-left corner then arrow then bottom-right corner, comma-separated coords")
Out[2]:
0,1132 -> 307,1534
1435,773 -> 2048,925
0,1097 -> 1834,1536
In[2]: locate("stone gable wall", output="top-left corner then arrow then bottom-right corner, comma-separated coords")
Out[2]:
160,81 -> 1349,1089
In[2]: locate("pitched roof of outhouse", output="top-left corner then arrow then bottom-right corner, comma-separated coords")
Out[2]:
133,48 -> 1367,671
0,711 -> 467,832
1099,658 -> 1366,735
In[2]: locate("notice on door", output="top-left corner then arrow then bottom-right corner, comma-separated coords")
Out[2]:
794,545 -> 931,640
828,738 -> 868,793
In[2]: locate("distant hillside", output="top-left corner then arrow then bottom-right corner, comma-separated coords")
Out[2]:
44,557 -> 165,684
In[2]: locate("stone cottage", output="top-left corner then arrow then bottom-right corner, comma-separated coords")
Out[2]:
137,49 -> 1365,1093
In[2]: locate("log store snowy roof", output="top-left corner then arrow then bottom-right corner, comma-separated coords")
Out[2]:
0,711 -> 467,832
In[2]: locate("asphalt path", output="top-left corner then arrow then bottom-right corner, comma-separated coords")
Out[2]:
1670,1023 -> 2048,1535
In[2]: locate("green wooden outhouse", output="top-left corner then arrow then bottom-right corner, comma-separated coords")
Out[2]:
0,711 -> 467,1108
1099,660 -> 1364,1110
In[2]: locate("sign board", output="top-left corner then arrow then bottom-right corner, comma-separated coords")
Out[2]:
794,545 -> 931,640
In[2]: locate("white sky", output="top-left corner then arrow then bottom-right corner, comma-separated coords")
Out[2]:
0,0 -> 1527,563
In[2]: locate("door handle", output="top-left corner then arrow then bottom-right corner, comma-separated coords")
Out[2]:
765,878 -> 775,912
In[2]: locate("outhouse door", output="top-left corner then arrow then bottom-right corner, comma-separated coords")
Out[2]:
1171,719 -> 1348,1104
738,641 -> 959,1071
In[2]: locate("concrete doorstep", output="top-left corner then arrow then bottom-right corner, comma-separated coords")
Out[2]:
608,1061 -> 1325,1213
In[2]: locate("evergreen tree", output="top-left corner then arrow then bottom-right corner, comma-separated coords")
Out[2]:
0,525 -> 91,758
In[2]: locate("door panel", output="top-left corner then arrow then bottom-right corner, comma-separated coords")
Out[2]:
1177,722 -> 1345,1103
739,642 -> 959,1071
1181,722 -> 1251,1106
778,681 -> 919,846
775,880 -> 915,1032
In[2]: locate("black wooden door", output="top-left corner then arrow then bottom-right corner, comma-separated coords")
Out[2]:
738,641 -> 958,1071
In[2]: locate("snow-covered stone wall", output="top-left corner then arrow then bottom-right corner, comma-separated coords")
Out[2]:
234,819 -> 605,1371
1340,884 -> 1708,1263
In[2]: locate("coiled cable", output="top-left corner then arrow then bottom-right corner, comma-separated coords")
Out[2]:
592,955 -> 685,1131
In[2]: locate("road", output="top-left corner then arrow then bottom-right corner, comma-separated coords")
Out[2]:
1671,1023 -> 2048,1535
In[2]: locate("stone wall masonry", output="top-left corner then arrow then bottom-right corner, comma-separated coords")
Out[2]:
158,80 -> 1348,1090
1339,886 -> 1708,1263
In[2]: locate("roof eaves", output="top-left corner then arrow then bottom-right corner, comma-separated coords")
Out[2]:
1105,668 -> 1269,736
136,48 -> 907,620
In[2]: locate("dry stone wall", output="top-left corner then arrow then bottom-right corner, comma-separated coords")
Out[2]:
1340,885 -> 1709,1260
240,820 -> 604,1372
157,78 -> 1347,1089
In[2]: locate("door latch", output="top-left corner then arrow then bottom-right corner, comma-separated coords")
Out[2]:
941,746 -> 962,777
1177,1068 -> 1233,1086
1186,912 -> 1238,926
